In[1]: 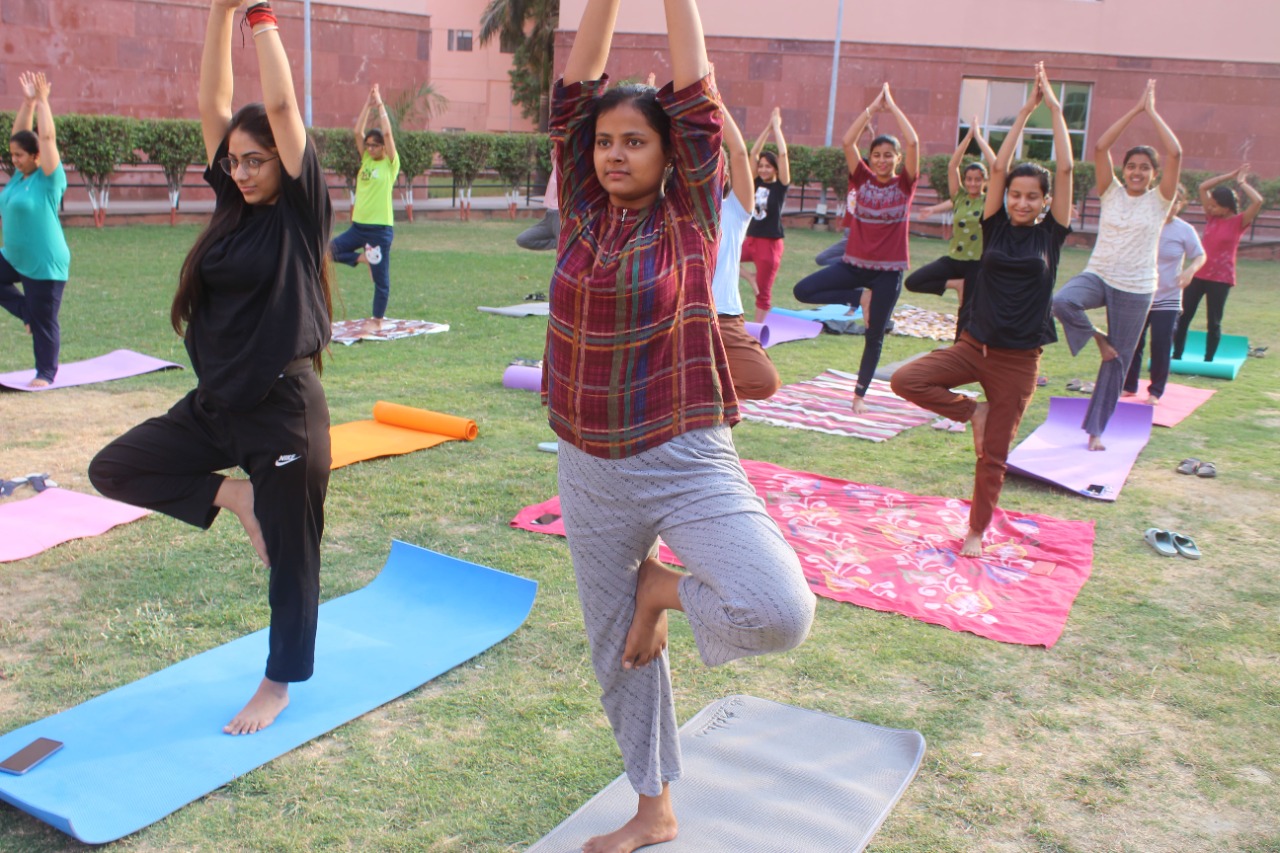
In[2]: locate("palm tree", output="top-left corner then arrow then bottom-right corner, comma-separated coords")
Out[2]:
478,0 -> 558,132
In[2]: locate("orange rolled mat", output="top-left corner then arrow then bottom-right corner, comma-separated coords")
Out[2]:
330,401 -> 478,469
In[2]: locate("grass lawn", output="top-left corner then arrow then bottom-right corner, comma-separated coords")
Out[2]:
1,219 -> 1278,852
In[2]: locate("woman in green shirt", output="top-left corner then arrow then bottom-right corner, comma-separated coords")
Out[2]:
1,71 -> 71,387
330,84 -> 399,331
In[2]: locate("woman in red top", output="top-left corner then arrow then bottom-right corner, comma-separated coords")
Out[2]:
792,84 -> 919,414
1172,164 -> 1264,362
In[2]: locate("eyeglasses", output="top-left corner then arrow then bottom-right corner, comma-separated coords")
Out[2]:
218,155 -> 279,177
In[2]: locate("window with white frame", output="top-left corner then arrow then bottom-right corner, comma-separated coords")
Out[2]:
448,29 -> 474,52
957,78 -> 1092,162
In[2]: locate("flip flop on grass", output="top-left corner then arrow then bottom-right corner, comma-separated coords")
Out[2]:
1171,532 -> 1201,559
1144,528 -> 1178,557
1176,458 -> 1202,475
1195,461 -> 1217,478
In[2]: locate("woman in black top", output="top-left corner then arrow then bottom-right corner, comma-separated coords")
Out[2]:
892,64 -> 1073,558
90,0 -> 333,735
741,107 -> 791,322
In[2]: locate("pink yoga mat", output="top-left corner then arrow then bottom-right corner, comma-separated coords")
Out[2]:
0,350 -> 181,391
502,364 -> 542,391
760,311 -> 823,347
1126,381 -> 1215,428
1007,397 -> 1152,501
511,459 -> 1095,647
0,489 -> 151,562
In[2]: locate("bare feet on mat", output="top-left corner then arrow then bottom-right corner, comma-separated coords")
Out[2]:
1146,394 -> 1160,406
224,677 -> 289,735
583,788 -> 678,853
970,401 -> 989,459
850,395 -> 869,416
1093,331 -> 1118,362
623,558 -> 678,670
960,528 -> 984,558
1120,389 -> 1137,397
360,317 -> 386,334
28,377 -> 50,388
214,478 -> 270,567
1088,434 -> 1106,452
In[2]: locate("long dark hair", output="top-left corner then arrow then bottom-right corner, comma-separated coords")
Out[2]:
172,103 -> 333,373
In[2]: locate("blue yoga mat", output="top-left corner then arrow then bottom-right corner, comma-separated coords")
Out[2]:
1168,331 -> 1248,380
767,304 -> 861,322
0,541 -> 537,843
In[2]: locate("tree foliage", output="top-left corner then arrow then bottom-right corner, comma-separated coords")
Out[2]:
488,134 -> 537,190
0,111 -> 14,175
385,81 -> 449,132
437,133 -> 492,190
134,118 -> 205,195
310,128 -> 363,195
479,0 -> 557,131
396,130 -> 438,185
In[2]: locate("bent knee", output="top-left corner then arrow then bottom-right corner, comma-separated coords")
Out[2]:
735,374 -> 782,401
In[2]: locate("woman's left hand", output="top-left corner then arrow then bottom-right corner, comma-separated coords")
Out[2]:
18,71 -> 36,100
33,72 -> 51,102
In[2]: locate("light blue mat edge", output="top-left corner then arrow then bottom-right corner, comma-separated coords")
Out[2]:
0,540 -> 537,843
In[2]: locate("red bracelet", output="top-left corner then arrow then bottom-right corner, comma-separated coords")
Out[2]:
246,4 -> 277,29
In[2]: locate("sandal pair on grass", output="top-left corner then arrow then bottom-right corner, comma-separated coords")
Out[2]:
1065,378 -> 1095,393
0,473 -> 58,498
1144,528 -> 1200,559
1177,458 -> 1217,478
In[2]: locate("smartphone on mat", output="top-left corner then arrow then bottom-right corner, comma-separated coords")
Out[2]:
0,737 -> 64,775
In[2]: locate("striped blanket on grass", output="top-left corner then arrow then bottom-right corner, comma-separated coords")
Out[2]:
739,371 -> 933,441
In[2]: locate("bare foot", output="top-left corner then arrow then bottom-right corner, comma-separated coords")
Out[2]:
623,558 -> 679,670
224,677 -> 289,735
1120,390 -> 1137,397
1093,331 -> 1118,361
970,401 -> 989,459
583,788 -> 679,853
27,377 -> 50,388
214,478 -> 270,566
360,317 -> 386,334
1146,394 -> 1160,406
850,395 -> 869,415
960,528 -> 984,557
1088,434 -> 1105,452
23,323 -> 31,335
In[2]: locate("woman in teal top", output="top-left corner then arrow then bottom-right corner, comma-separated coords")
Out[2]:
1,71 -> 70,387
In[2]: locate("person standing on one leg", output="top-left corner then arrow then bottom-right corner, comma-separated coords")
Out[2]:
547,1 -> 816,849
893,64 -> 1073,558
1052,79 -> 1181,450
792,83 -> 920,414
1172,164 -> 1264,363
1123,184 -> 1204,404
740,107 -> 791,323
1,71 -> 70,388
712,98 -> 780,400
89,0 -> 333,737
330,84 -> 399,332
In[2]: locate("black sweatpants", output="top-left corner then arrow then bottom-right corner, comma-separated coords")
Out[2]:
89,363 -> 330,683
0,253 -> 65,383
793,262 -> 902,396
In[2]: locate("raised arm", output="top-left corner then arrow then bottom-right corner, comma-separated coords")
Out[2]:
1039,65 -> 1073,225
371,84 -> 396,163
722,104 -> 755,211
881,83 -> 919,180
1198,166 -> 1241,209
247,2 -> 306,178
1143,82 -> 1181,202
770,107 -> 791,185
12,72 -> 36,135
30,73 -> 60,174
947,123 -> 974,198
353,89 -> 374,156
841,89 -> 884,173
972,117 -> 997,166
198,0 -> 240,164
749,121 -> 770,169
665,0 -> 709,90
562,0 -> 619,83
985,70 -> 1042,220
1093,80 -> 1149,196
1236,166 -> 1265,227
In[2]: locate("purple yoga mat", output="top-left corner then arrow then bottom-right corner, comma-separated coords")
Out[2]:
502,364 -> 542,391
0,488 -> 151,562
744,322 -> 771,347
1006,397 -> 1153,502
761,311 -> 822,347
0,349 -> 181,391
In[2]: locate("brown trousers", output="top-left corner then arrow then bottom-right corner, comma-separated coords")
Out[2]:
890,332 -> 1040,533
718,313 -> 781,400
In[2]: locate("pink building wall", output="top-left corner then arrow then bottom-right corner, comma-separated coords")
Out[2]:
429,0 -> 536,133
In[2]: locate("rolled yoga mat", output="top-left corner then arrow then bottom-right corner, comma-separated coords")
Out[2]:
502,364 -> 542,392
0,488 -> 151,562
743,321 -> 771,347
329,401 -> 478,469
759,310 -> 822,346
0,349 -> 181,391
1006,396 -> 1152,501
528,695 -> 925,853
477,302 -> 550,317
1168,331 -> 1248,380
0,540 -> 537,844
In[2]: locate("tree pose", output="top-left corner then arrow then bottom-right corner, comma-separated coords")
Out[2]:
740,107 -> 792,322
545,1 -> 815,849
90,0 -> 333,736
892,64 -> 1073,557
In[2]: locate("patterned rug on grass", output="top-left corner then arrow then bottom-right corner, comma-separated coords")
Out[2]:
331,318 -> 450,345
511,460 -> 1095,647
739,372 -> 933,441
891,304 -> 957,341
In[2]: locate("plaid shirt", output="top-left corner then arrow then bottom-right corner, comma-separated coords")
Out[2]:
543,74 -> 739,459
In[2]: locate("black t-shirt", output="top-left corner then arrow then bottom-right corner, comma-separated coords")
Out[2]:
746,177 -> 788,240
962,207 -> 1070,350
186,137 -> 333,409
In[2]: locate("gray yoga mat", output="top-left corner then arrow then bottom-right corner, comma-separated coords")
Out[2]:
527,695 -> 925,852
478,302 -> 550,317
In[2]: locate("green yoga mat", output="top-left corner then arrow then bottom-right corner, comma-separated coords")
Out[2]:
1168,331 -> 1248,380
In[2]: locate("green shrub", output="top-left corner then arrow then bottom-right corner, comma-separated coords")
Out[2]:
57,114 -> 138,225
134,118 -> 205,221
437,133 -> 493,191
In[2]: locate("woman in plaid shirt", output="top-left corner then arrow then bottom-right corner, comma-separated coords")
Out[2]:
545,0 -> 816,849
